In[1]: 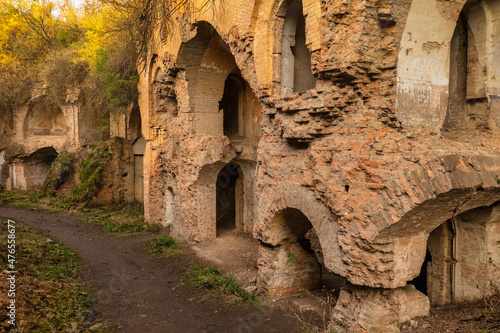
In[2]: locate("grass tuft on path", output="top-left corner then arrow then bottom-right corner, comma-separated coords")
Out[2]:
144,235 -> 182,258
188,266 -> 254,303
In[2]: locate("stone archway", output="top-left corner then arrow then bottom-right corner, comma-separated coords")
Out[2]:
252,0 -> 321,93
176,21 -> 236,136
254,183 -> 345,297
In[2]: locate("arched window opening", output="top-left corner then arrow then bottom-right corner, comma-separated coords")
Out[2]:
128,105 -> 142,142
219,70 -> 262,140
282,0 -> 316,94
221,75 -> 240,136
445,2 -> 488,129
220,73 -> 244,137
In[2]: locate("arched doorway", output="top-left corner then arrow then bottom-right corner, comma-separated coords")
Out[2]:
220,74 -> 242,137
216,161 -> 241,234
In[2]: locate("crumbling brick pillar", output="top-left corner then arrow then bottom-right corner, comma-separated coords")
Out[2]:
329,284 -> 430,333
256,242 -> 321,297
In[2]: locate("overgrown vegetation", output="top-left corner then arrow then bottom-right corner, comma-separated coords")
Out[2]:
42,151 -> 76,196
188,266 -> 254,303
0,219 -> 97,331
145,235 -> 181,258
72,142 -> 110,202
0,142 -> 112,210
0,0 -> 222,121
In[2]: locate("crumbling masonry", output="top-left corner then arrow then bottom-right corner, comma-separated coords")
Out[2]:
1,0 -> 500,331
138,0 -> 500,331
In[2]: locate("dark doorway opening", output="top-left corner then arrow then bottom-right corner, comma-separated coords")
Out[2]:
216,161 -> 240,234
411,249 -> 432,295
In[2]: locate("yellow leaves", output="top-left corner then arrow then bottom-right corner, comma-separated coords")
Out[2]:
76,2 -> 115,67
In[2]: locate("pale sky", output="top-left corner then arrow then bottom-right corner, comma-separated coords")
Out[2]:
70,0 -> 85,8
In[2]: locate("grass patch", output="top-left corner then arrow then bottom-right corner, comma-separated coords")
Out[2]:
145,235 -> 181,258
0,219 -> 98,331
0,189 -> 39,208
0,188 -> 158,236
188,266 -> 254,303
0,188 -> 78,212
87,205 -> 160,235
103,221 -> 157,234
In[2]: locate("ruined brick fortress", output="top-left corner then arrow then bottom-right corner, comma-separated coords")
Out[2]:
2,0 -> 500,331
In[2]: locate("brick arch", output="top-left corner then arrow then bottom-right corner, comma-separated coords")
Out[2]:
368,155 -> 500,288
253,0 -> 321,94
254,182 -> 345,276
395,0 -> 500,128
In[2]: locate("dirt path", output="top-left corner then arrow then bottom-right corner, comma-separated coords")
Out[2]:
0,207 -> 302,333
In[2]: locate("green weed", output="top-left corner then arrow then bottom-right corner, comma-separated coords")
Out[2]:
146,235 -> 181,258
189,266 -> 253,302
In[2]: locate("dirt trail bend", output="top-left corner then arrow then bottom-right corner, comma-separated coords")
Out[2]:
0,207 -> 300,333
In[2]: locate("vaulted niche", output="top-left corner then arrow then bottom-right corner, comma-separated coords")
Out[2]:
221,73 -> 241,137
219,70 -> 261,139
281,0 -> 316,94
445,0 -> 489,129
24,100 -> 66,138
